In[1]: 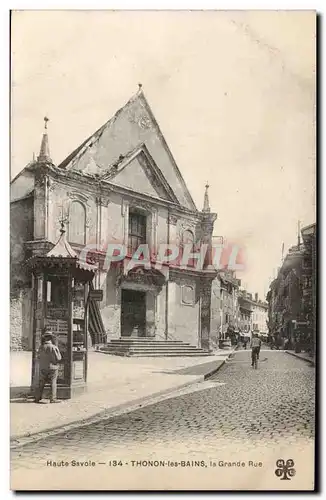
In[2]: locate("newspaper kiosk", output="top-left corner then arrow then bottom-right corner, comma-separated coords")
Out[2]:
27,223 -> 97,399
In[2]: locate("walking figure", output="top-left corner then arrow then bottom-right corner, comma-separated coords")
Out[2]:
250,333 -> 262,368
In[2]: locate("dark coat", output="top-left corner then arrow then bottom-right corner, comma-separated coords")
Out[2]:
38,341 -> 62,370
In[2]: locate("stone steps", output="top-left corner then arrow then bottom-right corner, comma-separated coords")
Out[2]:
100,350 -> 212,357
103,347 -> 205,353
109,339 -> 188,344
99,338 -> 212,357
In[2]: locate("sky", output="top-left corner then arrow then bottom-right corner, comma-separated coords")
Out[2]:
10,10 -> 316,299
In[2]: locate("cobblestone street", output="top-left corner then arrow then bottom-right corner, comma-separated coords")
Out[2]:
11,350 -> 315,475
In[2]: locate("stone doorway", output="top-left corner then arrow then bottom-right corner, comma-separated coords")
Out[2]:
121,289 -> 146,337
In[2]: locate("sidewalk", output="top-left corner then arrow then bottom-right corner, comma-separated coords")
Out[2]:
10,349 -> 235,446
285,350 -> 315,366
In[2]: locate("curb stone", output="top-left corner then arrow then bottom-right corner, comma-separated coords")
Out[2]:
11,351 -> 233,449
10,375 -> 203,449
203,350 -> 235,379
285,350 -> 315,366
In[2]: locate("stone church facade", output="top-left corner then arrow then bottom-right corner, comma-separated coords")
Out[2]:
10,87 -> 217,352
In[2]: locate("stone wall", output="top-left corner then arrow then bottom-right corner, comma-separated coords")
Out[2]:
99,268 -> 121,341
210,277 -> 222,348
10,196 -> 34,350
10,196 -> 34,290
154,285 -> 167,340
10,289 -> 33,351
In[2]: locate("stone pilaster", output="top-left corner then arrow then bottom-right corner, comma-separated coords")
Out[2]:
150,209 -> 158,259
200,212 -> 217,268
146,292 -> 156,337
167,280 -> 177,336
34,169 -> 48,240
200,278 -> 213,351
121,199 -> 129,247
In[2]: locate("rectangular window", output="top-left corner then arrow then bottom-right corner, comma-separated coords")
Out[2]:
37,278 -> 43,303
46,281 -> 52,302
128,212 -> 147,255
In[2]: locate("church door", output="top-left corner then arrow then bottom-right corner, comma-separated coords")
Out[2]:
121,289 -> 146,337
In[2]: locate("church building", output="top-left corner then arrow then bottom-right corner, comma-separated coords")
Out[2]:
10,86 -> 217,355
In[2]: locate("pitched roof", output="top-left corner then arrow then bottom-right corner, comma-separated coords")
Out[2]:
58,89 -> 197,211
46,225 -> 96,272
46,227 -> 77,259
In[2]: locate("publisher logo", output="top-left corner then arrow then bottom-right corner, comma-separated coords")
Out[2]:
275,459 -> 296,480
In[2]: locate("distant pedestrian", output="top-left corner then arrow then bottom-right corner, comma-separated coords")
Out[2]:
34,332 -> 62,404
250,334 -> 262,367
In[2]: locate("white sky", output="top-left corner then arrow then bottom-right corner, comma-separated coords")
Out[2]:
10,10 -> 316,299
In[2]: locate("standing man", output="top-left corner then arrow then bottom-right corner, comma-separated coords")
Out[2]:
35,332 -> 62,404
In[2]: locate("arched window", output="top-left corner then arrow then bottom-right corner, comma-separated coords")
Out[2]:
182,229 -> 195,248
68,201 -> 86,245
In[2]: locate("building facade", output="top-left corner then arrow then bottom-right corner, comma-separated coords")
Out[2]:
10,88 -> 217,352
266,245 -> 303,348
238,291 -> 253,335
237,290 -> 268,337
266,223 -> 316,352
209,270 -> 240,347
251,293 -> 268,334
300,223 -> 317,354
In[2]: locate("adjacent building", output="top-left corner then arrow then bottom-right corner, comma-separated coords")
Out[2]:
300,223 -> 317,354
218,270 -> 240,339
251,293 -> 268,335
237,291 -> 268,337
238,291 -> 253,335
266,244 -> 303,348
266,223 -> 316,352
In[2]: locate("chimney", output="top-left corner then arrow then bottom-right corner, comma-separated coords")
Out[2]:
255,293 -> 258,302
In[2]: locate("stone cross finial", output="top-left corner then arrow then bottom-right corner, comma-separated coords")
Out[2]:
59,219 -> 66,234
37,116 -> 52,162
59,203 -> 69,234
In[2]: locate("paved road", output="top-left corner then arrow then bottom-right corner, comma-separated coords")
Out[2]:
11,350 -> 315,471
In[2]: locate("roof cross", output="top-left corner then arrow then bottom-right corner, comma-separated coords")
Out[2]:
59,203 -> 69,233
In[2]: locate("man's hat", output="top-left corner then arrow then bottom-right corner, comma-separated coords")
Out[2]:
42,333 -> 54,342
42,328 -> 55,342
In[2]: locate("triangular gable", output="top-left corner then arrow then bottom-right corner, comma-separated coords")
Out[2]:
112,158 -> 159,197
58,89 -> 197,211
101,145 -> 179,203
